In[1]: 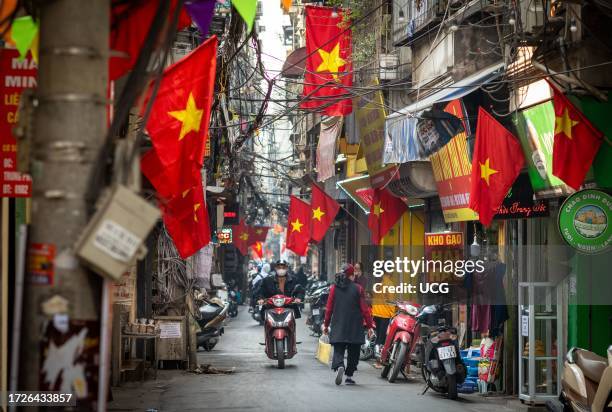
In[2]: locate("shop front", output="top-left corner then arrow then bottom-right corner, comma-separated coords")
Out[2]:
510,80 -> 612,403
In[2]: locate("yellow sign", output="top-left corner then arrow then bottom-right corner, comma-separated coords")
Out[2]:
429,99 -> 478,223
355,79 -> 396,187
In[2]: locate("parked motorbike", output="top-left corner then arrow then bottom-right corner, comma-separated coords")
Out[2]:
305,283 -> 330,336
546,346 -> 612,412
196,297 -> 229,351
416,304 -> 466,400
228,290 -> 239,318
379,301 -> 422,383
262,294 -> 301,369
252,303 -> 264,325
306,280 -> 328,297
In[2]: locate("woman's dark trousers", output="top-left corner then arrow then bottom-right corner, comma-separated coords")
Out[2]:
331,343 -> 361,376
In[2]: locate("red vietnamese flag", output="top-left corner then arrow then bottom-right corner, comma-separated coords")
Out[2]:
548,82 -> 604,190
161,183 -> 210,258
110,0 -> 192,81
469,107 -> 525,226
301,5 -> 352,116
368,188 -> 407,245
141,149 -> 201,200
250,241 -> 264,259
248,226 -> 269,243
231,220 -> 250,256
310,183 -> 340,243
145,35 -> 217,167
286,196 -> 312,256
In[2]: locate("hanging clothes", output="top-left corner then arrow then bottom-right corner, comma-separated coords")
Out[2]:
470,260 -> 507,336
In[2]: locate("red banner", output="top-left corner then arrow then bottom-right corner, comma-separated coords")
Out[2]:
0,48 -> 36,197
429,99 -> 476,222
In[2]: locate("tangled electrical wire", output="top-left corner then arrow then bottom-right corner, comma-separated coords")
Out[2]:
153,226 -> 201,317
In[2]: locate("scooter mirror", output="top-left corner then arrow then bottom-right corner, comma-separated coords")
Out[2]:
422,305 -> 436,314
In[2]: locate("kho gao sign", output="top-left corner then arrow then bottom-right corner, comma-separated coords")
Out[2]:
424,232 -> 464,284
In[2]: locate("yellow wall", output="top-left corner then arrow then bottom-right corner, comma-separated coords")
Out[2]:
371,210 -> 425,312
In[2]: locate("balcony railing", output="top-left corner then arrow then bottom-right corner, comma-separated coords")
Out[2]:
408,0 -> 448,39
393,0 -> 449,46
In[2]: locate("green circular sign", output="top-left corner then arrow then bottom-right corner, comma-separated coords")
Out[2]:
558,189 -> 612,254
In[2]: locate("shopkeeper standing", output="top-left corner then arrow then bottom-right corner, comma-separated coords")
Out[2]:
371,271 -> 396,369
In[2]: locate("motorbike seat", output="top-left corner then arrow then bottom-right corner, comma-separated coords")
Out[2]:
200,304 -> 223,321
575,349 -> 607,384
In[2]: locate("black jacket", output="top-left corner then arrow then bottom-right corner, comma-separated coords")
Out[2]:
255,274 -> 305,301
324,279 -> 374,344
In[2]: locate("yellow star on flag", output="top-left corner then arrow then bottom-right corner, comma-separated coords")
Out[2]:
479,158 -> 498,186
239,232 -> 249,241
555,108 -> 579,139
316,43 -> 346,81
256,228 -> 263,235
312,207 -> 325,222
373,202 -> 384,217
291,218 -> 304,232
255,242 -> 262,252
168,92 -> 204,141
193,203 -> 201,222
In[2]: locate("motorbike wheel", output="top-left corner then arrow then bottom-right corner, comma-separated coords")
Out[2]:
276,339 -> 285,369
388,342 -> 407,383
381,363 -> 391,379
447,374 -> 458,400
203,340 -> 217,352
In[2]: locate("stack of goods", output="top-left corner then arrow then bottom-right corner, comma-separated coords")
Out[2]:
123,318 -> 157,335
523,340 -> 546,356
478,337 -> 503,393
458,347 -> 480,393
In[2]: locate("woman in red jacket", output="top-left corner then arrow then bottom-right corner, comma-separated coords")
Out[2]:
323,264 -> 375,385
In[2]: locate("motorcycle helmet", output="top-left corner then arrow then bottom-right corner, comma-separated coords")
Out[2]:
275,259 -> 288,267
275,259 -> 289,277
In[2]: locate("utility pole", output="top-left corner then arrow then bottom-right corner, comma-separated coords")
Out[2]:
20,0 -> 108,403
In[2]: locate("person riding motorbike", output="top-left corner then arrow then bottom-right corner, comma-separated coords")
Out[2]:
256,260 -> 304,318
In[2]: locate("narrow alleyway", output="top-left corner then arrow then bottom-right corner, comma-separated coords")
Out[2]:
109,308 -> 529,412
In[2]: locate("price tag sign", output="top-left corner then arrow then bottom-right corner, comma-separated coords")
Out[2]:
93,219 -> 141,262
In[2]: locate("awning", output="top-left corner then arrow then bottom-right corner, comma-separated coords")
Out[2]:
387,62 -> 505,120
336,175 -> 373,214
281,47 -> 306,78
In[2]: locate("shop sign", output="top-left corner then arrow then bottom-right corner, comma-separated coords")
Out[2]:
28,243 -> 56,286
430,99 -> 478,223
0,48 -> 36,197
2,169 -> 31,197
216,227 -> 232,244
424,231 -> 464,283
558,189 -> 611,254
355,187 -> 374,209
356,79 -> 397,188
513,101 -> 573,197
494,173 -> 549,219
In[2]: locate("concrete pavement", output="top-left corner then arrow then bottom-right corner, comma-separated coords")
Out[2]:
109,307 -> 531,412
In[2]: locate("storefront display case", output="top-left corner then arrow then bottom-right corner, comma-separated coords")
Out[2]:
518,282 -> 563,404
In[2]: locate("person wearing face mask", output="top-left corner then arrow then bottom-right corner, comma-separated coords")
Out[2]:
255,260 -> 304,317
353,262 -> 368,292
